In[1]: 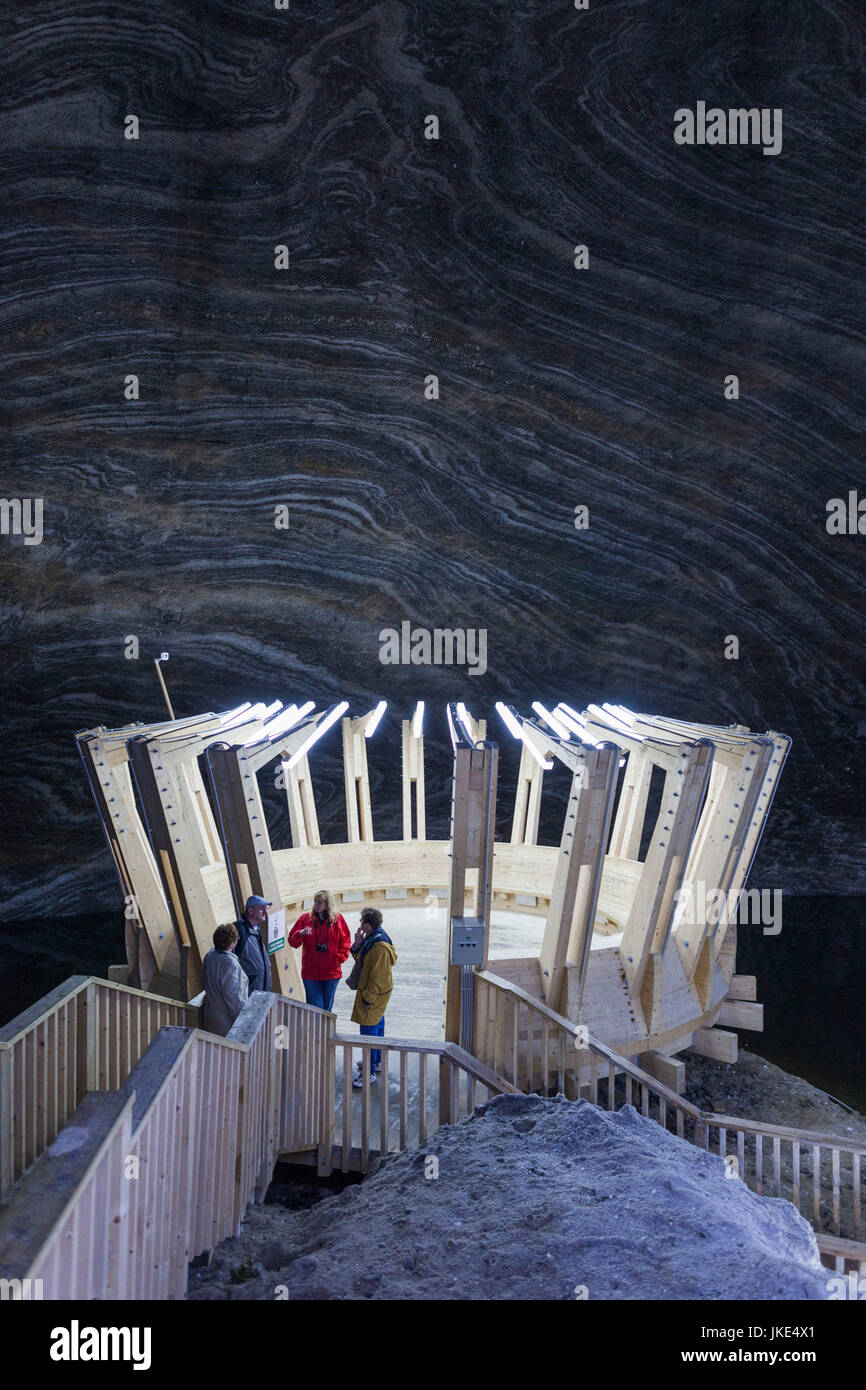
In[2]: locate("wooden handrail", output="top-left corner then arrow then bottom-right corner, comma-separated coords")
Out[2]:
475,970 -> 580,1032
0,1091 -> 136,1292
272,993 -> 336,1019
475,965 -> 865,1243
815,1232 -> 866,1270
442,1042 -> 521,1094
0,975 -> 91,1044
0,989 -> 335,1297
702,1112 -> 866,1153
331,1029 -> 517,1174
476,969 -> 703,1119
335,1032 -> 460,1056
333,1032 -> 519,1093
477,968 -> 861,1152
578,1034 -> 704,1119
0,974 -> 197,1046
0,975 -> 201,1199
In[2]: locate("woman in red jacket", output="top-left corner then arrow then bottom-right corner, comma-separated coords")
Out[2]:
288,889 -> 351,1010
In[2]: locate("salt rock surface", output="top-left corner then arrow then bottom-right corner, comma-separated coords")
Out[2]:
189,1093 -> 830,1301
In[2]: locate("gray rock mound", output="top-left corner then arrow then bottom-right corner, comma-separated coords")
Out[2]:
188,1093 -> 830,1301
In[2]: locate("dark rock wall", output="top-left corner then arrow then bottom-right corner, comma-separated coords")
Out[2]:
1,1 -> 864,918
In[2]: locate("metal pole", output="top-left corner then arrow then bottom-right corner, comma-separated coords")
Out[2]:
154,653 -> 175,719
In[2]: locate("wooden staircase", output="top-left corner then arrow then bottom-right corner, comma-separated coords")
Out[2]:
1,968 -> 862,1299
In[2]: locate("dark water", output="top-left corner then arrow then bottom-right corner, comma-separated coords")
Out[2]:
0,909 -> 123,1029
734,895 -> 866,1114
3,894 -> 863,1116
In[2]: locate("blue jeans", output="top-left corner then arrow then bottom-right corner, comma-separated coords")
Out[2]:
360,1016 -> 386,1073
304,978 -> 339,1011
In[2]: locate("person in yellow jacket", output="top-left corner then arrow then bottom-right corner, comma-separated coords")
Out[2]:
350,908 -> 397,1087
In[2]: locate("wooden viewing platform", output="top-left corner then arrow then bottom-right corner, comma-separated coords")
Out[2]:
1,696 -> 862,1298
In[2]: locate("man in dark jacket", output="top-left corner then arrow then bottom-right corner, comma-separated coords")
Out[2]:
234,894 -> 273,994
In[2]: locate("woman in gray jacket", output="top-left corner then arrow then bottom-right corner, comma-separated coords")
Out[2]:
201,924 -> 249,1036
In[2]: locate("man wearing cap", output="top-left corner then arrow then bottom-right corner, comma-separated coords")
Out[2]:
233,895 -> 273,995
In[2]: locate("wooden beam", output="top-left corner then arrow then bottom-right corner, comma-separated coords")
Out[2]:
401,719 -> 426,841
204,744 -> 303,999
155,711 -> 269,770
444,743 -> 498,1044
459,711 -> 487,745
581,707 -> 686,774
607,748 -> 653,860
342,716 -> 374,843
613,717 -> 773,988
620,740 -> 714,1002
538,743 -> 618,1013
127,734 -> 232,999
619,715 -> 791,968
510,743 -> 544,846
78,731 -> 179,984
727,974 -> 757,1001
640,1049 -> 686,1095
283,754 -> 320,849
689,1027 -> 739,1063
713,732 -> 791,961
675,739 -> 772,980
718,1000 -> 764,1032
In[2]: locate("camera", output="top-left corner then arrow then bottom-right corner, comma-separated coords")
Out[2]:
315,943 -> 327,953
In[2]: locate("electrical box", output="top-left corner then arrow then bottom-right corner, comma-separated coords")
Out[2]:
450,915 -> 484,966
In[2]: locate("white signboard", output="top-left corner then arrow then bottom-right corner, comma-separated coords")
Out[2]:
267,906 -> 286,955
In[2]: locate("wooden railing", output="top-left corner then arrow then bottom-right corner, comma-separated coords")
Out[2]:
0,975 -> 198,1198
3,965 -> 861,1296
475,970 -> 866,1261
475,970 -> 578,1094
0,990 -> 336,1299
0,976 -> 515,1297
330,1035 -> 517,1173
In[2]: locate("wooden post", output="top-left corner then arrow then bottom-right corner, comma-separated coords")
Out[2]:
539,743 -> 619,1013
317,1010 -> 336,1176
608,749 -> 653,860
401,719 -> 426,841
78,730 -> 180,990
205,744 -> 303,1000
438,1055 -> 456,1127
444,741 -> 498,1045
619,740 -> 714,1017
445,746 -> 471,1045
510,743 -> 544,846
283,754 -> 320,849
78,979 -> 99,1094
676,739 -> 771,983
342,715 -> 375,843
127,736 -> 224,1000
